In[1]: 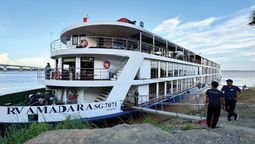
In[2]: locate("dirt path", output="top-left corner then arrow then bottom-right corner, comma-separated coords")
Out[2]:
220,87 -> 255,128
153,87 -> 255,129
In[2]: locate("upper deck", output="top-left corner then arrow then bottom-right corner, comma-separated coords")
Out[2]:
50,19 -> 220,68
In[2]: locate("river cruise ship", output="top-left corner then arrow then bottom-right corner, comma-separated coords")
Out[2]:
0,18 -> 221,123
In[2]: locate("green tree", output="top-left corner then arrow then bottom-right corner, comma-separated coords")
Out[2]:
249,10 -> 255,26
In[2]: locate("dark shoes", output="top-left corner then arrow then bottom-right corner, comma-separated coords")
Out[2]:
227,114 -> 239,121
234,114 -> 239,120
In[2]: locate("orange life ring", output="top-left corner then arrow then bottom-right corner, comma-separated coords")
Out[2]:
68,96 -> 77,100
53,70 -> 61,80
104,61 -> 110,69
80,39 -> 88,48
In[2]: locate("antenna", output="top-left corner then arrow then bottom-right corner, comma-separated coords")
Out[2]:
86,14 -> 89,21
50,32 -> 53,41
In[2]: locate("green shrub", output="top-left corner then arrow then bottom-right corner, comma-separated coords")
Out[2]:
1,123 -> 53,144
56,117 -> 92,130
143,117 -> 175,131
0,117 -> 92,144
180,122 -> 193,130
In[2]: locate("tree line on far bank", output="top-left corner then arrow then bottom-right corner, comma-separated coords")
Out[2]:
249,10 -> 255,26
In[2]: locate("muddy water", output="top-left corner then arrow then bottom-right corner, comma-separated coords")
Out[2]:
149,90 -> 207,122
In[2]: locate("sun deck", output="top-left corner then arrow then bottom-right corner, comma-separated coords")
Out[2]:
51,21 -> 220,68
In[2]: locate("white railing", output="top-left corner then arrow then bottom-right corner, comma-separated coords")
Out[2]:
50,36 -> 140,52
38,68 -> 120,81
49,36 -> 203,65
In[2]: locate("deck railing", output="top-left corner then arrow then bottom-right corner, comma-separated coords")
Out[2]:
124,85 -> 203,107
50,36 -> 140,52
37,68 -> 120,81
50,36 -> 198,63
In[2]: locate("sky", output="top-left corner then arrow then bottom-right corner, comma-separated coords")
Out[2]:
0,0 -> 255,70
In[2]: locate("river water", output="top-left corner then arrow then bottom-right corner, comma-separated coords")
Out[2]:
0,71 -> 43,96
0,70 -> 255,96
220,70 -> 255,88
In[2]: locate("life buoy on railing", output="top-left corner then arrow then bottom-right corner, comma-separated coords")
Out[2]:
68,96 -> 77,100
53,70 -> 61,80
80,39 -> 88,48
104,61 -> 110,69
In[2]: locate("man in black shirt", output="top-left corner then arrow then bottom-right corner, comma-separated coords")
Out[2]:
205,81 -> 225,128
221,79 -> 241,121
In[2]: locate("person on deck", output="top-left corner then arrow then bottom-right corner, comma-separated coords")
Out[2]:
134,90 -> 139,106
45,63 -> 51,79
221,79 -> 241,121
205,81 -> 225,128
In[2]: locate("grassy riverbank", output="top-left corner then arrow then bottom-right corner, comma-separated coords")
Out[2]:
239,86 -> 255,104
0,117 -> 94,144
0,115 -> 193,144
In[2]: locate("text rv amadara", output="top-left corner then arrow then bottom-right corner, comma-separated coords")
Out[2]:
0,18 -> 221,123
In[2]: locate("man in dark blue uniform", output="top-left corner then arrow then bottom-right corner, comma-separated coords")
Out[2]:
45,62 -> 51,79
221,79 -> 241,121
205,81 -> 225,128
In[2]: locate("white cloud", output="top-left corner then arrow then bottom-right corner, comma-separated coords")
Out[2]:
0,53 -> 16,65
0,53 -> 52,68
154,17 -> 219,35
153,17 -> 180,34
209,57 -> 229,62
242,51 -> 255,56
152,5 -> 255,69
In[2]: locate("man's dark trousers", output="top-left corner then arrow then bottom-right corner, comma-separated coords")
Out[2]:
207,103 -> 221,128
225,98 -> 237,118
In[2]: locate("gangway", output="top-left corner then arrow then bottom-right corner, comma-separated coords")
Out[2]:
132,106 -> 206,121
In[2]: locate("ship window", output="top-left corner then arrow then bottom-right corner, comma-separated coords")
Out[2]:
159,82 -> 165,95
168,63 -> 173,77
62,57 -> 76,80
178,64 -> 183,76
193,66 -> 195,75
72,35 -> 78,45
66,38 -> 71,47
66,88 -> 78,104
80,35 -> 86,40
166,81 -> 172,94
99,37 -> 104,47
174,64 -> 178,77
183,65 -> 187,76
149,83 -> 156,100
189,66 -> 192,76
28,114 -> 38,122
151,61 -> 158,79
160,62 -> 166,78
188,65 -> 191,76
81,57 -> 94,80
178,80 -> 182,91
173,80 -> 177,93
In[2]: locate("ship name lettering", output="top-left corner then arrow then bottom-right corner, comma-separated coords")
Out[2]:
49,107 -> 57,113
7,107 -> 24,115
67,106 -> 75,112
26,107 -> 35,114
